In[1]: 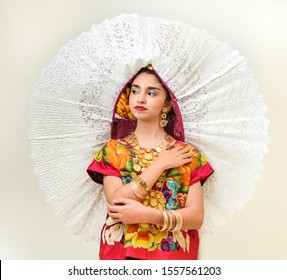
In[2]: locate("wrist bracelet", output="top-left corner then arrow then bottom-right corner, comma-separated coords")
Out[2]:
130,181 -> 147,200
159,210 -> 183,232
134,175 -> 152,192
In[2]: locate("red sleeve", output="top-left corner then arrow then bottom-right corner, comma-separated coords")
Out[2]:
190,162 -> 214,186
87,142 -> 121,185
189,147 -> 214,186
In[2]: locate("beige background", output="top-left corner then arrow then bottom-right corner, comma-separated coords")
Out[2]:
0,0 -> 286,259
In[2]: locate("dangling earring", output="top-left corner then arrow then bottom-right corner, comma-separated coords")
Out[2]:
160,112 -> 168,127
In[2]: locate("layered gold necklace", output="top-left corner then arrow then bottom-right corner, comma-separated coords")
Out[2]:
125,131 -> 173,172
125,131 -> 174,211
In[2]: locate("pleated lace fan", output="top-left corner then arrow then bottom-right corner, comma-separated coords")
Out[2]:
29,14 -> 269,245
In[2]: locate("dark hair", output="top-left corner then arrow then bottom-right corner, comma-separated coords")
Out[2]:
133,66 -> 172,104
129,66 -> 175,120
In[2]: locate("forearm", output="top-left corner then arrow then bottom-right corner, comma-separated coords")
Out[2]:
141,206 -> 164,225
176,207 -> 203,230
137,159 -> 165,188
142,207 -> 203,230
105,160 -> 166,204
103,179 -> 138,204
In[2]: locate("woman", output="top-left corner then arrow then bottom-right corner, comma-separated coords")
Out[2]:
87,65 -> 213,259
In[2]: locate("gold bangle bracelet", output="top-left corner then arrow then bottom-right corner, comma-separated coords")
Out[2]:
158,210 -> 184,232
130,181 -> 146,200
165,210 -> 173,231
135,175 -> 152,192
171,210 -> 178,231
172,210 -> 183,231
159,210 -> 168,232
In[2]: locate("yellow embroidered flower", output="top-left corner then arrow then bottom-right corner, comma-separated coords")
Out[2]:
94,149 -> 103,162
154,230 -> 168,244
116,91 -> 135,120
125,223 -> 168,250
125,224 -> 139,241
132,229 -> 154,249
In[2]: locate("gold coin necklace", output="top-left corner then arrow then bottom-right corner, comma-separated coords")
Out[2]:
125,131 -> 174,211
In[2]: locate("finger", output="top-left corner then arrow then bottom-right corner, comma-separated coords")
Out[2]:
108,212 -> 120,220
182,150 -> 196,159
181,157 -> 193,164
180,147 -> 196,157
107,203 -> 113,211
113,197 -> 131,205
107,204 -> 117,213
169,145 -> 183,152
181,145 -> 194,153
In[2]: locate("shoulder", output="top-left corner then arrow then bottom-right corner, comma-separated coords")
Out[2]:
173,140 -> 198,152
103,138 -> 129,149
102,139 -> 133,156
174,141 -> 209,170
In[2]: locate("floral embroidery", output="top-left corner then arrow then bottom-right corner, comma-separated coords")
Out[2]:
124,224 -> 168,251
116,89 -> 135,120
98,139 -> 210,253
102,217 -> 125,245
177,193 -> 188,208
94,149 -> 103,162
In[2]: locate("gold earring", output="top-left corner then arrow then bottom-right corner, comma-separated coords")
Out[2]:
160,113 -> 168,127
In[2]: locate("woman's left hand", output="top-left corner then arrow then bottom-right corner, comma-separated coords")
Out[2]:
107,198 -> 147,224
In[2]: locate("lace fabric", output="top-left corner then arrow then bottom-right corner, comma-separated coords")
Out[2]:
29,14 -> 269,252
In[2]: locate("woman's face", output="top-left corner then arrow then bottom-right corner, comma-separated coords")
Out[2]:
129,72 -> 172,123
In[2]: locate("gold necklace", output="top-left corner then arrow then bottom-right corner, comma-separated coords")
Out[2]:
125,131 -> 174,211
125,131 -> 173,173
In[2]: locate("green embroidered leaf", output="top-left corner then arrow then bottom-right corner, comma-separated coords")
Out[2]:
124,239 -> 133,247
103,145 -> 110,164
125,159 -> 134,172
148,242 -> 157,251
166,176 -> 180,182
166,168 -> 180,177
179,186 -> 189,194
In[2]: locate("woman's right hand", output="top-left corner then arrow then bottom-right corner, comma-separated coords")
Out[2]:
156,141 -> 195,170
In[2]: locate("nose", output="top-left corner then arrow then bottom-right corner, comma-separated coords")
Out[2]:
137,92 -> 146,104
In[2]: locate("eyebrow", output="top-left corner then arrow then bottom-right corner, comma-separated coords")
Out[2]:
131,84 -> 161,91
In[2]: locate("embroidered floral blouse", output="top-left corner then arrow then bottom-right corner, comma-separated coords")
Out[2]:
87,137 -> 213,260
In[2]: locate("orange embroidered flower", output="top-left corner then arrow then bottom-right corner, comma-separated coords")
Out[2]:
126,224 -> 139,234
177,164 -> 192,187
116,91 -> 135,120
105,140 -> 131,170
174,143 -> 200,186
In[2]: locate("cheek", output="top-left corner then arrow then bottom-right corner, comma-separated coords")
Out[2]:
128,95 -> 135,105
153,99 -> 166,111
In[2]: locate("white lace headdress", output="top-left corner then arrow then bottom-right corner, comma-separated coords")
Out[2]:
29,13 -> 269,251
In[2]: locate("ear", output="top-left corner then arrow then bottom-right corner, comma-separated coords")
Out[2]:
162,101 -> 173,113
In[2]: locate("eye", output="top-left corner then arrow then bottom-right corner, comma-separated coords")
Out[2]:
131,89 -> 139,94
148,91 -> 156,96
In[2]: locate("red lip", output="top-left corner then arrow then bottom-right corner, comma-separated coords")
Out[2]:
135,106 -> 147,111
